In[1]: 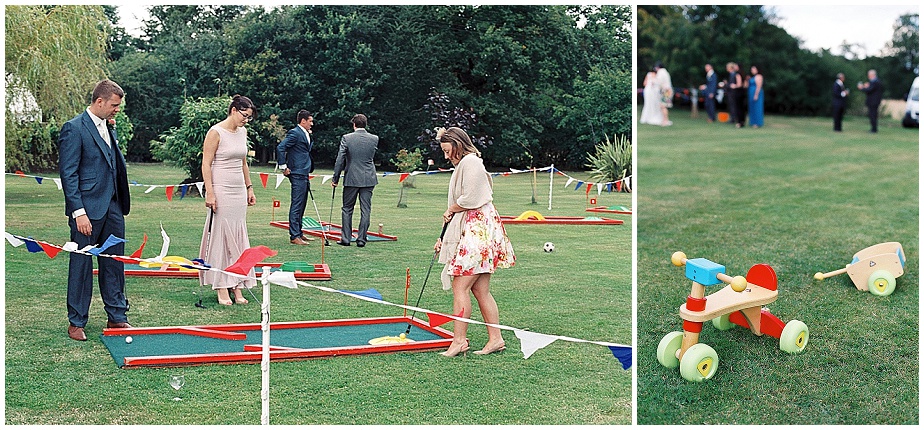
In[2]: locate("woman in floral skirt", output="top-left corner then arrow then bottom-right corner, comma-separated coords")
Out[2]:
434,127 -> 515,357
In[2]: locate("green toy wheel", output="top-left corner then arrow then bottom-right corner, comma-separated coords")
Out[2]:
656,331 -> 683,369
712,314 -> 734,331
679,343 -> 718,382
867,270 -> 896,296
780,320 -> 809,354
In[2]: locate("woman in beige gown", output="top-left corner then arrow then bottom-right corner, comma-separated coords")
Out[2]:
199,95 -> 258,305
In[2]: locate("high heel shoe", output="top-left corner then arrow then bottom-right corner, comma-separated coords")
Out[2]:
217,298 -> 233,306
474,341 -> 506,355
439,339 -> 470,357
234,297 -> 249,304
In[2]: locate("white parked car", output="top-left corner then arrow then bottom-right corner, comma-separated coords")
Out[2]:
902,76 -> 919,128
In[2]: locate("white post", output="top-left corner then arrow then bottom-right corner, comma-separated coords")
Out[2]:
260,267 -> 271,425
548,164 -> 554,211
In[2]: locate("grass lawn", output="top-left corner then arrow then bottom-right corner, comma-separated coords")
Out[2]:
4,162 -> 631,424
636,113 -> 919,424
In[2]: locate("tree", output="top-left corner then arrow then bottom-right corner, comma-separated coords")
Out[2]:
150,96 -> 233,181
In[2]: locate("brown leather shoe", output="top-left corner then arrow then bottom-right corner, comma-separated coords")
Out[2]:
290,236 -> 311,245
68,324 -> 87,341
107,321 -> 133,329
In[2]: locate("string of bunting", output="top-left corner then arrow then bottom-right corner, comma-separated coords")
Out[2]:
6,165 -> 631,200
4,230 -> 632,369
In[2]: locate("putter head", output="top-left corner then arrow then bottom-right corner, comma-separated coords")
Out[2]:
195,298 -> 206,308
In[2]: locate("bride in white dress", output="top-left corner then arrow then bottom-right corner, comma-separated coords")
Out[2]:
639,69 -> 663,125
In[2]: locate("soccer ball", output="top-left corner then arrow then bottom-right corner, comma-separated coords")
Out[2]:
543,242 -> 555,252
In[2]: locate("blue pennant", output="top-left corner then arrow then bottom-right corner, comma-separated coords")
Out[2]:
608,346 -> 633,370
338,288 -> 383,301
88,234 -> 127,256
24,237 -> 43,253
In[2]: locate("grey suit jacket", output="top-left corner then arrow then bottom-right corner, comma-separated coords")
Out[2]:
332,128 -> 378,187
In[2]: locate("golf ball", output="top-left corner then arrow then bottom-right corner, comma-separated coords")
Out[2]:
125,336 -> 133,344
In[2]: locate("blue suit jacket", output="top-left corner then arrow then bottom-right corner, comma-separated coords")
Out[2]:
705,71 -> 718,96
59,111 -> 130,220
276,126 -> 313,175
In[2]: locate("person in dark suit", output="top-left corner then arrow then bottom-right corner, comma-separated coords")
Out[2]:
858,69 -> 884,133
331,114 -> 379,247
276,110 -> 316,245
58,79 -> 132,341
832,73 -> 849,132
700,63 -> 718,123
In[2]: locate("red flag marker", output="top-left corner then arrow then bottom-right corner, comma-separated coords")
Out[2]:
259,172 -> 269,188
225,245 -> 277,276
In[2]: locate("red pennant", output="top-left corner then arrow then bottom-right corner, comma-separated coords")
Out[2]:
398,173 -> 409,183
165,186 -> 174,201
308,175 -> 315,180
130,233 -> 148,258
225,245 -> 278,275
15,170 -> 26,177
585,183 -> 592,195
259,173 -> 269,188
113,256 -> 136,264
616,181 -> 622,192
426,308 -> 464,327
38,242 -> 63,259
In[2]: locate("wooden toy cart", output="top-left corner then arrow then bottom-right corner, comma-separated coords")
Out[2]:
814,242 -> 905,296
656,252 -> 809,382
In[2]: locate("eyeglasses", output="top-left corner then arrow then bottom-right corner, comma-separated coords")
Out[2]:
239,110 -> 254,122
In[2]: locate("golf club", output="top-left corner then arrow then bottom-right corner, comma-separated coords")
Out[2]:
307,184 -> 329,246
327,186 -> 336,242
196,209 -> 214,308
405,216 -> 452,335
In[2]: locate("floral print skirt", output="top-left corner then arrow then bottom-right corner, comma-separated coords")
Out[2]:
448,202 -> 515,276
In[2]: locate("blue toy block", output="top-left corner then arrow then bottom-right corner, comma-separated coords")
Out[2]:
685,258 -> 725,285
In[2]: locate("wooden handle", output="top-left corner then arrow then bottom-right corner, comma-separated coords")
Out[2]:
815,265 -> 849,280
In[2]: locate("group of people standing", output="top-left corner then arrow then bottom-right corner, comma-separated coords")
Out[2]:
700,62 -> 764,128
58,79 -> 516,358
834,69 -> 884,133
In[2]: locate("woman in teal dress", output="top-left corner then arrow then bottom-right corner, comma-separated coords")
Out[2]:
748,65 -> 764,128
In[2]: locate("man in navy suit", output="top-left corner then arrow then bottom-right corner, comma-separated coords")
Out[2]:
276,110 -> 315,245
331,114 -> 379,247
58,79 -> 132,341
832,73 -> 849,132
701,63 -> 718,123
858,69 -> 884,133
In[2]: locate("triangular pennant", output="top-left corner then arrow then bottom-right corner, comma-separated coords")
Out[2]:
608,346 -> 633,370
265,270 -> 298,289
5,232 -> 25,247
339,288 -> 384,301
195,182 -> 204,197
616,181 -> 623,192
165,185 -> 174,201
321,175 -> 331,184
179,184 -> 189,199
15,170 -> 25,177
427,312 -> 453,327
564,178 -> 574,187
38,242 -> 63,259
130,233 -> 148,258
62,242 -> 79,252
225,245 -> 278,276
24,238 -> 43,253
35,177 -> 43,184
514,329 -> 558,359
596,183 -> 603,195
52,178 -> 62,190
259,172 -> 269,188
275,174 -> 285,189
398,173 -> 410,183
88,234 -> 126,256
585,183 -> 592,195
156,225 -> 171,261
574,181 -> 584,191
145,185 -> 157,194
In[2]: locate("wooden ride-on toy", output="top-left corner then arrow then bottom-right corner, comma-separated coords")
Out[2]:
814,242 -> 905,297
656,252 -> 809,382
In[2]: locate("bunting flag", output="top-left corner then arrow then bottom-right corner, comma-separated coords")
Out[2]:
195,182 -> 204,196
5,230 -> 632,365
88,234 -> 127,256
165,186 -> 174,201
398,173 -> 409,183
145,186 -> 157,194
259,172 -> 269,188
15,170 -> 25,177
155,225 -> 171,262
35,177 -> 43,184
52,178 -> 62,190
225,245 -> 277,276
131,233 -> 148,258
38,242 -> 63,259
275,174 -> 285,189
515,330 -> 559,359
585,183 -> 592,196
179,184 -> 189,199
574,181 -> 584,191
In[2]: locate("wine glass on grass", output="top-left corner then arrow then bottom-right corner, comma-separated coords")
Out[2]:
168,374 -> 185,401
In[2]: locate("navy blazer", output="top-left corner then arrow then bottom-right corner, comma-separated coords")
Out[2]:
832,80 -> 848,106
705,71 -> 718,96
59,111 -> 130,220
862,79 -> 884,108
276,126 -> 313,175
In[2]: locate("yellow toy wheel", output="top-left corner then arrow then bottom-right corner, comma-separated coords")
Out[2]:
679,343 -> 718,382
867,270 -> 896,296
656,331 -> 683,369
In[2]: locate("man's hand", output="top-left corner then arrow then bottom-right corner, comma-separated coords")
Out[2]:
283,167 -> 291,177
75,214 -> 92,236
331,182 -> 338,188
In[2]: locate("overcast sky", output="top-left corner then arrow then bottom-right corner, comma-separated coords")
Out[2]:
118,4 -> 919,59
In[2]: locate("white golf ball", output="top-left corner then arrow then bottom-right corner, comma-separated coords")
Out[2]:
125,336 -> 133,344
543,242 -> 555,252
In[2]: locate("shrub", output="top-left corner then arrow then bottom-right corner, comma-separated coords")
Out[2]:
585,134 -> 632,192
150,96 -> 235,181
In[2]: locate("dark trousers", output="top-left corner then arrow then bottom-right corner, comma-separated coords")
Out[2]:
67,199 -> 128,327
833,103 -> 845,131
340,186 -> 374,244
704,95 -> 717,121
287,173 -> 310,240
727,90 -> 739,124
867,105 -> 879,132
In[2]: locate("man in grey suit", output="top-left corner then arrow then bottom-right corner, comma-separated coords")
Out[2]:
276,109 -> 315,245
58,79 -> 133,341
331,114 -> 378,247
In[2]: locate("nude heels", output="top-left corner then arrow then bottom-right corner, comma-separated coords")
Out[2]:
474,341 -> 506,355
439,339 -> 470,357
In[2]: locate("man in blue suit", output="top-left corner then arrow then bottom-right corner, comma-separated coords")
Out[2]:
858,69 -> 884,133
276,110 -> 315,245
58,79 -> 132,341
702,63 -> 718,123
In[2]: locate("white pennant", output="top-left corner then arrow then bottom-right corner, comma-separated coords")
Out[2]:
62,242 -> 79,252
156,224 -> 170,262
52,178 -> 62,190
564,178 -> 574,187
145,186 -> 157,194
4,232 -> 25,247
514,329 -> 558,359
597,183 -> 603,195
275,174 -> 285,189
321,175 -> 332,184
195,182 -> 204,197
266,271 -> 298,289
